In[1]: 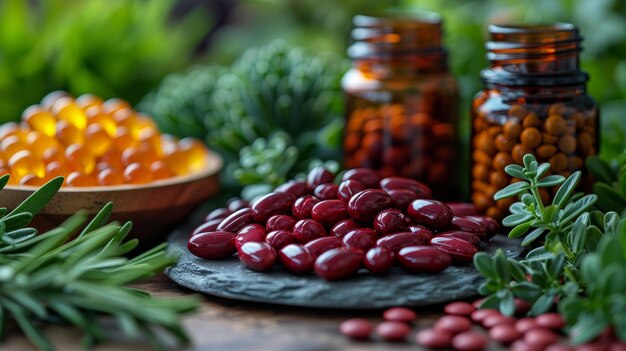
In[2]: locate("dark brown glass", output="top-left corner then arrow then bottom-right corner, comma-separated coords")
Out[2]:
470,24 -> 599,220
342,12 -> 459,199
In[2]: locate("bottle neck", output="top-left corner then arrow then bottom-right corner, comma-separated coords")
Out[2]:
481,24 -> 588,87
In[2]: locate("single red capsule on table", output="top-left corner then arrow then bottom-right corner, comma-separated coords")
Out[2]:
380,176 -> 432,199
430,237 -> 478,264
265,230 -> 295,250
306,166 -> 334,191
251,192 -> 296,222
235,224 -> 267,249
339,318 -> 373,340
376,321 -> 411,342
278,244 -> 315,274
343,228 -> 377,251
292,219 -> 327,244
205,207 -> 232,222
386,189 -> 419,211
535,313 -> 565,330
313,183 -> 339,200
227,198 -> 249,212
483,314 -> 516,328
373,208 -> 407,235
330,219 -> 361,238
292,195 -> 319,220
217,208 -> 255,233
238,242 -> 276,271
397,246 -> 452,273
377,232 -> 427,252
434,315 -> 472,335
311,200 -> 349,228
304,236 -> 342,257
191,219 -> 222,237
451,331 -> 488,351
266,214 -> 297,232
275,180 -> 308,197
347,189 -> 393,223
524,328 -> 559,349
383,307 -> 416,323
188,231 -> 236,260
416,328 -> 452,349
446,216 -> 488,240
445,202 -> 479,217
444,302 -> 475,316
407,199 -> 454,229
363,246 -> 394,275
314,247 -> 363,281
342,168 -> 381,188
490,324 -> 522,345
337,180 -> 366,203
407,225 -> 434,241
436,231 -> 481,249
464,215 -> 500,238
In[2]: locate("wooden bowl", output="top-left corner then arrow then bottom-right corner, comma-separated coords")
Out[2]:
0,151 -> 222,247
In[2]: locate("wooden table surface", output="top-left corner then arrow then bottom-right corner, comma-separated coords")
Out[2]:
2,273 -> 510,351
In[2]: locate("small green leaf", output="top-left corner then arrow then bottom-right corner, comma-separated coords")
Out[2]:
474,252 -> 497,279
570,314 -> 608,345
0,175 -> 10,191
553,171 -> 581,207
499,291 -> 515,316
522,227 -> 545,246
505,164 -> 526,179
511,282 -> 542,301
560,195 -> 598,224
508,258 -> 528,281
494,182 -> 530,200
525,246 -> 554,262
530,292 -> 555,315
494,251 -> 511,282
509,222 -> 532,238
537,175 -> 565,187
593,183 -> 626,213
8,177 -> 63,218
537,163 -> 551,178
502,213 -> 533,227
523,154 -> 537,170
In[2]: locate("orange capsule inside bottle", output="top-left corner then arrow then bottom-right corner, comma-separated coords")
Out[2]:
123,162 -> 152,184
65,144 -> 95,174
22,105 -> 57,137
56,120 -> 84,145
8,150 -> 45,178
66,171 -> 96,187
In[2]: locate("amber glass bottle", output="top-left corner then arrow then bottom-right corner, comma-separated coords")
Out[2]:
342,12 -> 459,199
470,24 -> 599,220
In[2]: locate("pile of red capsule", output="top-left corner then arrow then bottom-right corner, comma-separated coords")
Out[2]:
187,167 -> 499,280
341,300 -> 626,350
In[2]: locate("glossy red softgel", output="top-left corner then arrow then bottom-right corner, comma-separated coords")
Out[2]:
340,318 -> 373,340
383,307 -> 417,323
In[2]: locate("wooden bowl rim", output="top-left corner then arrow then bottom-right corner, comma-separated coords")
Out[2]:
4,150 -> 223,193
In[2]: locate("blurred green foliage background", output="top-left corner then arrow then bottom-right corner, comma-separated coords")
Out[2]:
1,0 -> 624,158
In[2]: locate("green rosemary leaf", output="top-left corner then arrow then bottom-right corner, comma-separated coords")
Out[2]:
560,195 -> 598,225
508,258 -> 528,282
79,202 -> 114,238
3,299 -> 53,351
7,177 -> 63,218
0,174 -> 10,191
524,246 -> 554,262
0,212 -> 33,231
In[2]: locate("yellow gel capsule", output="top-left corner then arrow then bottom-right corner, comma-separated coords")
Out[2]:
112,127 -> 136,151
85,108 -> 117,137
123,162 -> 152,184
45,161 -> 68,180
27,131 -> 58,158
179,137 -> 207,172
76,94 -> 103,109
163,148 -> 189,176
8,150 -> 45,179
66,171 -> 96,187
19,173 -> 46,186
1,136 -> 29,161
84,124 -> 112,157
103,98 -> 131,114
97,168 -> 124,186
41,91 -> 70,110
52,97 -> 87,130
150,160 -> 173,180
56,120 -> 84,145
22,105 -> 57,137
65,144 -> 95,174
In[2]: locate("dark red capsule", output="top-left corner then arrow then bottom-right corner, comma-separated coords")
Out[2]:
339,318 -> 373,340
444,302 -> 475,316
238,242 -> 276,271
306,166 -> 334,191
451,331 -> 488,351
342,228 -> 377,251
292,195 -> 319,220
337,180 -> 366,203
405,225 -> 434,242
383,307 -> 416,323
524,328 -> 559,349
489,324 -> 522,345
407,199 -> 453,228
511,340 -> 542,351
235,224 -> 267,249
377,232 -> 427,252
447,217 -> 488,240
608,343 -> 626,351
292,219 -> 327,244
313,183 -> 339,200
430,237 -> 478,264
265,230 -> 295,250
304,236 -> 342,257
251,192 -> 296,223
275,180 -> 308,197
416,328 -> 452,349
546,344 -> 576,351
436,231 -> 481,249
398,246 -> 452,273
278,244 -> 315,274
205,207 -> 232,222
330,219 -> 361,238
465,215 -> 500,238
535,313 -> 565,330
373,208 -> 407,235
376,321 -> 411,342
364,246 -> 394,275
342,168 -> 381,188
515,298 -> 532,315
191,219 -> 222,237
311,200 -> 349,228
386,189 -> 419,211
471,309 -> 499,324
226,198 -> 249,212
483,314 -> 516,328
347,189 -> 393,223
217,208 -> 255,233
445,202 -> 479,217
266,215 -> 297,232
314,247 -> 363,281
434,315 -> 472,335
380,176 -> 432,199
188,231 -> 236,260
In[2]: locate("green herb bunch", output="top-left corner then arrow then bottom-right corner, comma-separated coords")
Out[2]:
586,151 -> 626,216
473,153 -> 626,344
0,176 -> 198,350
139,41 -> 348,195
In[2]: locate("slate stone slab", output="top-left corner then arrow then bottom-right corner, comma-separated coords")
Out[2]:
166,229 -> 523,309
